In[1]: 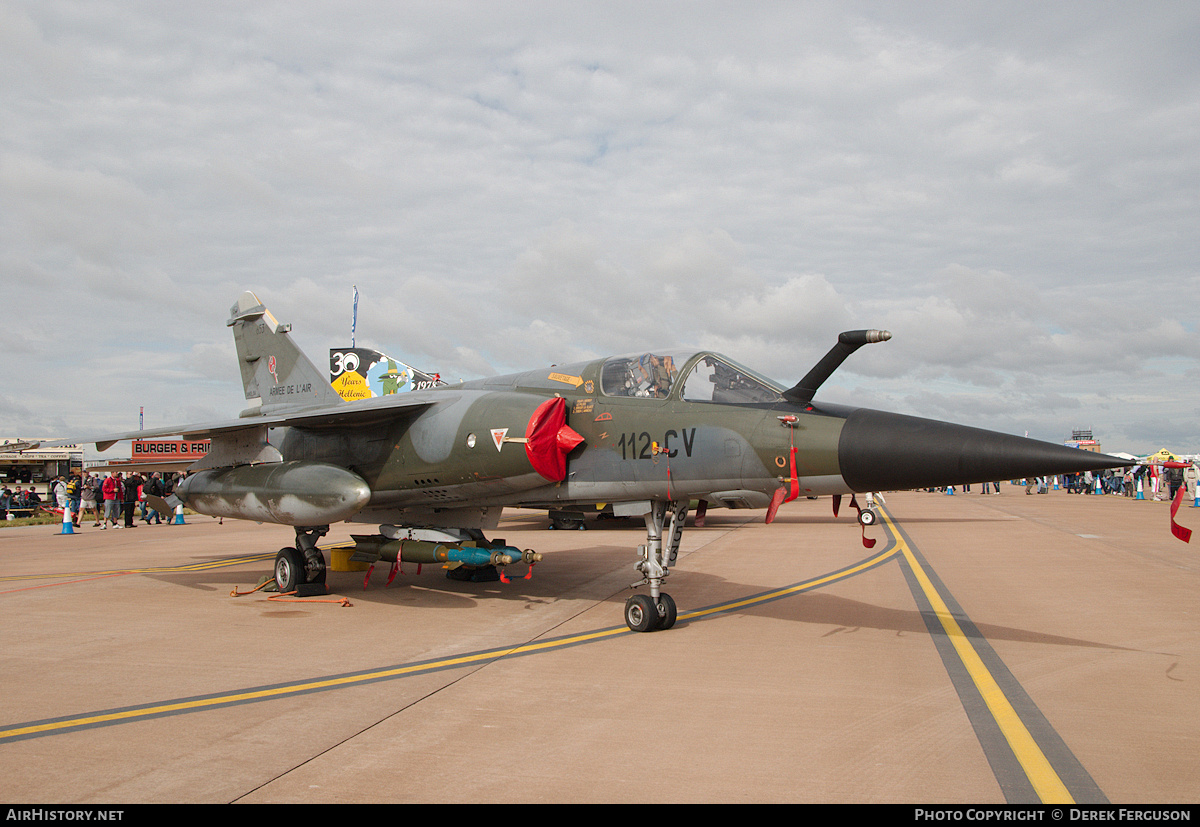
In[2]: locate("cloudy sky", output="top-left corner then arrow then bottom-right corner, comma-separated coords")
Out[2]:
2,1 -> 1198,455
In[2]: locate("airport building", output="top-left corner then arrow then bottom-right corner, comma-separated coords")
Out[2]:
1064,428 -> 1103,453
83,439 -> 211,474
0,439 -> 83,483
1,438 -> 213,483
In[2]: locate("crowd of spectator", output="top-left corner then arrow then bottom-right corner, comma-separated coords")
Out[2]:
1,469 -> 189,525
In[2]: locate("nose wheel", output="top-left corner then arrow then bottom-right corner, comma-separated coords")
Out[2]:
625,592 -> 677,632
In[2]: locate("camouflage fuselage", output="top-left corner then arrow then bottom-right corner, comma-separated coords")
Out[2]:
275,352 -> 843,528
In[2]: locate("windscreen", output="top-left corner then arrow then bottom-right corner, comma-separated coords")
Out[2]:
680,354 -> 783,404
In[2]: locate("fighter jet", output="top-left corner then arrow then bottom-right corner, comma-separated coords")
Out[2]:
30,291 -> 1127,632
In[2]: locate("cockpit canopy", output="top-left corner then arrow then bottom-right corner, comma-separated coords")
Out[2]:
600,351 -> 784,404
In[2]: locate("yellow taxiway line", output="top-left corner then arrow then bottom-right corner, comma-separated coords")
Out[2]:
878,505 -> 1074,804
0,543 -> 899,743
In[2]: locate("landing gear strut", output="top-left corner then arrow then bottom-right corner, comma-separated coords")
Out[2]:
625,500 -> 687,632
274,525 -> 329,594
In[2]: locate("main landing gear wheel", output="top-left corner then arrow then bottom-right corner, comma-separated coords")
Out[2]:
274,525 -> 329,594
274,547 -> 305,593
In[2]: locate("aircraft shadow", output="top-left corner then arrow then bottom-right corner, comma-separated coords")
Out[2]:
703,590 -> 1140,654
141,543 -> 1148,657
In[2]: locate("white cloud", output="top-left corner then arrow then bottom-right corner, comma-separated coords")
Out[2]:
1,1 -> 1198,454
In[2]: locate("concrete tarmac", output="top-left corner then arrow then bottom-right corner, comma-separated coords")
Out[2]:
1,487 -> 1196,804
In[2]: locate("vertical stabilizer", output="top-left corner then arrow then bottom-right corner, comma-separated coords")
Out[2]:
228,291 -> 342,413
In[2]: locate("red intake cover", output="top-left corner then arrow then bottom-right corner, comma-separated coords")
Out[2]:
525,397 -> 585,482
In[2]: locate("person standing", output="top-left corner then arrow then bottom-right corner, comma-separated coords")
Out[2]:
101,472 -> 121,529
53,476 -> 68,513
143,472 -> 164,524
66,474 -> 82,526
1167,464 -> 1185,500
122,472 -> 140,528
166,471 -> 185,525
80,472 -> 99,526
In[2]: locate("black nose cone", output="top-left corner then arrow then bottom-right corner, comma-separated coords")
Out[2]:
837,408 -> 1129,493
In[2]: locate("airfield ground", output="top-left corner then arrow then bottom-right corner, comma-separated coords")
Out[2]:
1,486 -> 1196,804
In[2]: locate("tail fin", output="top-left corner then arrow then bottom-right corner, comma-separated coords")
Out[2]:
228,291 -> 343,414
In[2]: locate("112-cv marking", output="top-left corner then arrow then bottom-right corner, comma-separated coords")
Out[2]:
617,428 -> 697,460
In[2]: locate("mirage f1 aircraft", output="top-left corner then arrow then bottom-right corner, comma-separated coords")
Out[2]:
35,291 -> 1127,632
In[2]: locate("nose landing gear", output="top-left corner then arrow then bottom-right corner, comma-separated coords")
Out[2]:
624,500 -> 687,632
